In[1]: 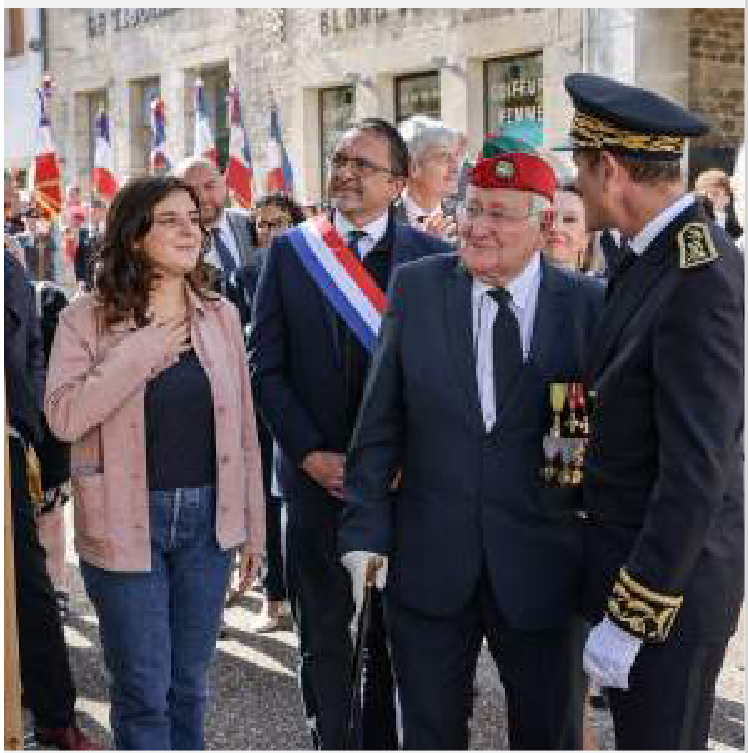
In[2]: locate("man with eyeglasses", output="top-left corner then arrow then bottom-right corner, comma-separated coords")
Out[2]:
174,156 -> 260,330
250,117 -> 449,749
338,143 -> 605,748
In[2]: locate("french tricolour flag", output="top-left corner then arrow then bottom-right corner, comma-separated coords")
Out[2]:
194,78 -> 217,166
150,96 -> 171,173
33,76 -> 62,219
224,83 -> 253,208
265,104 -> 293,197
93,110 -> 118,201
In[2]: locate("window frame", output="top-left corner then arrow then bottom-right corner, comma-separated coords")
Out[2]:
319,84 -> 356,200
394,70 -> 440,125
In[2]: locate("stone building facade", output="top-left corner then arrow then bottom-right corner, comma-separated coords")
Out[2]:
41,8 -> 744,203
688,8 -> 744,175
4,8 -> 45,172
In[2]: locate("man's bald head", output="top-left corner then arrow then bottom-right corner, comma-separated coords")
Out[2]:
174,156 -> 227,226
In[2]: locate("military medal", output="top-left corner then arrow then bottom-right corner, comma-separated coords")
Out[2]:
541,435 -> 558,482
550,383 -> 566,438
559,438 -> 573,485
567,383 -> 582,435
570,437 -> 585,485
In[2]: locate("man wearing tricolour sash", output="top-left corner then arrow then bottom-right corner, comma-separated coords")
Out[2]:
249,118 -> 448,749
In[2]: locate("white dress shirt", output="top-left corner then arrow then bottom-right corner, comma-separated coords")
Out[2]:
334,209 -> 389,259
204,211 -> 243,270
629,193 -> 695,257
401,190 -> 438,223
472,253 -> 542,432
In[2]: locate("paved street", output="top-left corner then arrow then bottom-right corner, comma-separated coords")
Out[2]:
54,503 -> 744,750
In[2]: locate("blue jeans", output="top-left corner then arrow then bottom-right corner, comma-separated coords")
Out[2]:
81,485 -> 232,750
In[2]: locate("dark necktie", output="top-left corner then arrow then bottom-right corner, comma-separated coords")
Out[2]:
488,288 -> 523,412
605,239 -> 636,302
211,227 -> 237,274
347,230 -> 368,260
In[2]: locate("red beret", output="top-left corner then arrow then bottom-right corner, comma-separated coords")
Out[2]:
469,153 -> 556,201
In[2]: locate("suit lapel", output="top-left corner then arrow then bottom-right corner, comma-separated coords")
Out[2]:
391,218 -> 412,268
225,211 -> 250,266
444,263 -> 483,429
528,259 -> 568,373
584,203 -> 700,383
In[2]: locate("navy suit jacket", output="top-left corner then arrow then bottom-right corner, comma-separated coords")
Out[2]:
339,254 -> 605,629
249,213 -> 450,513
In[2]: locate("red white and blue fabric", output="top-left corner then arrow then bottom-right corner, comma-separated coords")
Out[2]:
150,96 -> 171,172
225,84 -> 253,208
194,78 -> 217,165
93,110 -> 118,201
265,104 -> 294,196
33,77 -> 62,218
287,216 -> 388,353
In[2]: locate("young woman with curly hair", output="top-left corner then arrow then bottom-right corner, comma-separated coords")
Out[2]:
44,175 -> 265,750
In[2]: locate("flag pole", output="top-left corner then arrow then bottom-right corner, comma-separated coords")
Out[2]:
4,400 -> 23,750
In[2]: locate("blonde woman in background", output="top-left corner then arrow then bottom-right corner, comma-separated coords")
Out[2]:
545,182 -> 605,275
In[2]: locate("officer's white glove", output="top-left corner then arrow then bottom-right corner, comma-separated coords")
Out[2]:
584,616 -> 643,690
341,551 -> 388,640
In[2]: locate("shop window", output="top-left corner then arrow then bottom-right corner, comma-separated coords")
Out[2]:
320,85 -> 355,198
484,52 -> 543,135
395,71 -> 440,124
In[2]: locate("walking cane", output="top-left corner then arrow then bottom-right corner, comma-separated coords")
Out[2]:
345,555 -> 384,749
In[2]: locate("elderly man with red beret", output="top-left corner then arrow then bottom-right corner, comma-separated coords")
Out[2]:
339,145 -> 605,749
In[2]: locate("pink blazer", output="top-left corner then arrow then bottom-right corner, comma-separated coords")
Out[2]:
44,287 -> 265,572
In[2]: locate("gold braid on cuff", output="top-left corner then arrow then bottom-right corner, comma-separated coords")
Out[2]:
607,568 -> 683,642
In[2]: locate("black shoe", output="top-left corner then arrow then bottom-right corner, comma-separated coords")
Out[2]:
35,724 -> 97,750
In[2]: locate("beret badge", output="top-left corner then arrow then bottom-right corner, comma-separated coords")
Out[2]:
495,160 -> 515,180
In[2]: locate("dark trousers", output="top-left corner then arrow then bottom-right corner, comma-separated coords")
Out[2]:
10,439 -> 76,728
387,568 -> 582,750
608,634 -> 729,749
286,501 -> 397,749
263,499 -> 286,601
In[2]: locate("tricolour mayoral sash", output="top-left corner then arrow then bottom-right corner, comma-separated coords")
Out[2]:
286,215 -> 388,353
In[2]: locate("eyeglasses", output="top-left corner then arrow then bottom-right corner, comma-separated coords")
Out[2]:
328,153 -> 401,177
456,202 -> 537,226
257,217 -> 291,231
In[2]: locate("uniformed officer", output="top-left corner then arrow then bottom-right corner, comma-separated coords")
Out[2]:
561,73 -> 744,749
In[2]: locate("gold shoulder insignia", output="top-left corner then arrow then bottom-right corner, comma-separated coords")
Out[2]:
607,568 -> 683,642
678,222 -> 719,269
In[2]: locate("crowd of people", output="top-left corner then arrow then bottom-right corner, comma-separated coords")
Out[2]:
4,70 -> 745,751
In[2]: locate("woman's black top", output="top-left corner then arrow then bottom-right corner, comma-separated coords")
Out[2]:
145,348 -> 216,491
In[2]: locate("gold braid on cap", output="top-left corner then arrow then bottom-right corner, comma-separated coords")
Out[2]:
571,111 -> 685,155
607,568 -> 683,642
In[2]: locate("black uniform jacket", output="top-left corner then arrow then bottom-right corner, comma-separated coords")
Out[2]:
582,199 -> 744,642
